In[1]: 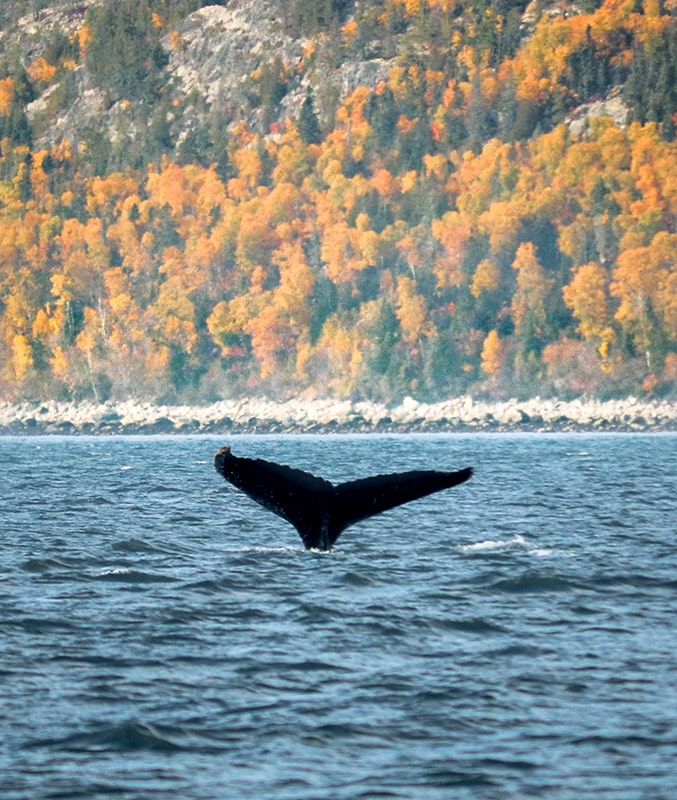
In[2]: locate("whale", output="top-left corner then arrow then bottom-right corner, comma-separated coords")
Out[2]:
214,446 -> 474,550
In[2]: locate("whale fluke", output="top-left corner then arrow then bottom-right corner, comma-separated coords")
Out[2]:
214,446 -> 474,550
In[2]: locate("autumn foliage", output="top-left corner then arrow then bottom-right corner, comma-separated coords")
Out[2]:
0,0 -> 675,402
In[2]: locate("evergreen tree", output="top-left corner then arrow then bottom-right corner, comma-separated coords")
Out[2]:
299,89 -> 323,145
625,19 -> 677,138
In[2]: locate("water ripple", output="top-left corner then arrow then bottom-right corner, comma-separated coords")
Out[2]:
1,433 -> 676,800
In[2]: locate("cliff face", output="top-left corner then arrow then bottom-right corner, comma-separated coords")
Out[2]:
168,3 -> 393,116
172,4 -> 298,93
165,3 -> 304,126
8,0 -> 641,160
11,0 -> 394,159
0,2 -> 92,58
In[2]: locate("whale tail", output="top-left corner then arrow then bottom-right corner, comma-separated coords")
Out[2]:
214,447 -> 473,550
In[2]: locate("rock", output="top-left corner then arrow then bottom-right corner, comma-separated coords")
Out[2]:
568,92 -> 630,136
495,406 -> 530,425
1,396 -> 677,435
143,416 -> 176,434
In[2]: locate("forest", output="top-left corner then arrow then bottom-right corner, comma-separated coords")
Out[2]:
0,0 -> 675,403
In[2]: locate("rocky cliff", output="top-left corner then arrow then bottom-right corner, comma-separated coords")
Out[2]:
8,0 -> 395,160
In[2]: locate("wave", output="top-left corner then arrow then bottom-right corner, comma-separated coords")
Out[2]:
337,570 -> 376,587
167,513 -> 205,524
484,571 -> 677,596
425,617 -> 507,635
490,574 -> 580,593
457,535 -> 553,557
28,721 -> 185,753
20,555 -> 103,575
569,733 -> 677,748
91,567 -> 175,583
589,573 -> 677,592
2,615 -> 79,633
57,495 -> 114,508
21,556 -> 80,573
111,537 -> 168,554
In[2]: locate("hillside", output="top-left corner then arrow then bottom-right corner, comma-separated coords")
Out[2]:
0,0 -> 675,404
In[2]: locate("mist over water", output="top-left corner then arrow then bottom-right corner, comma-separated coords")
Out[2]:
2,433 -> 676,799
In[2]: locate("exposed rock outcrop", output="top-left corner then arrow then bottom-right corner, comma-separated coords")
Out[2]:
166,3 -> 304,109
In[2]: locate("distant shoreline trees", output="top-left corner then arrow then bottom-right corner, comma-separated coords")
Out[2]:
0,0 -> 674,402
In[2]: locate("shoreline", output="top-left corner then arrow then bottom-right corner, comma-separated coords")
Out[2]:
1,396 -> 676,435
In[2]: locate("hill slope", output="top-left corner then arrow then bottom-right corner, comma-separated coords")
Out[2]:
0,0 -> 675,403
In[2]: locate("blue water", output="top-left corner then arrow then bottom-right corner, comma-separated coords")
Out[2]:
1,433 -> 676,799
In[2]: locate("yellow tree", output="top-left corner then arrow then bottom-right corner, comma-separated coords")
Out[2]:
225,225 -> 318,383
105,195 -> 156,286
246,304 -> 285,380
270,120 -> 319,186
625,122 -> 676,247
10,334 -> 34,384
431,211 -> 473,288
229,143 -> 263,199
86,172 -> 138,227
333,86 -> 374,166
0,264 -> 40,393
511,241 -> 554,357
57,217 -> 112,311
246,236 -> 317,381
396,276 -> 429,343
0,77 -> 14,116
311,312 -> 365,396
235,201 -> 279,277
32,296 -> 74,391
471,258 -> 500,298
562,261 -> 614,359
101,266 -> 150,395
478,200 -> 525,256
480,329 -> 503,378
145,159 -> 197,218
153,246 -> 200,356
320,221 -> 361,284
611,232 -> 677,372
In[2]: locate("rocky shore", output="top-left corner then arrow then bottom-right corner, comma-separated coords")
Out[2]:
1,396 -> 676,435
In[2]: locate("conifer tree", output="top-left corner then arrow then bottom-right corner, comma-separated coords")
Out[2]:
299,89 -> 323,145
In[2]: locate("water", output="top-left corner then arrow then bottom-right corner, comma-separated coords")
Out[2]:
1,433 -> 676,800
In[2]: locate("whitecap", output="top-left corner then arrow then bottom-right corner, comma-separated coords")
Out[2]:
458,535 -> 529,552
458,535 -> 555,557
219,544 -> 300,555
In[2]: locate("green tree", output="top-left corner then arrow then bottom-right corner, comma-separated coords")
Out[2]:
299,88 -> 323,145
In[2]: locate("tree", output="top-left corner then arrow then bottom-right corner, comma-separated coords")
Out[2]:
471,257 -> 501,298
299,88 -> 323,145
562,261 -> 614,352
480,328 -> 503,377
511,241 -> 554,361
611,231 -> 677,373
396,275 -> 428,342
431,211 -> 473,288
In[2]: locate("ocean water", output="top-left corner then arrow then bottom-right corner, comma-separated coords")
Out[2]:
1,433 -> 676,800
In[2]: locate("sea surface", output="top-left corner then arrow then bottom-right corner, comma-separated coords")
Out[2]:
1,433 -> 676,799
